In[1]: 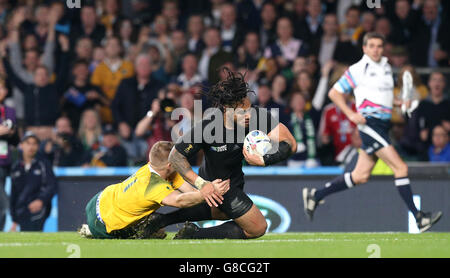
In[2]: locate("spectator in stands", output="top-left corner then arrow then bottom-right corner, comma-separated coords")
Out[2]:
235,31 -> 262,71
150,14 -> 173,52
70,5 -> 106,47
100,0 -> 123,37
30,4 -> 49,43
264,17 -> 308,69
78,109 -> 102,153
112,54 -> 164,165
374,17 -> 394,44
175,53 -> 203,91
172,92 -> 197,138
259,1 -> 278,50
339,5 -> 363,45
389,0 -> 419,46
61,59 -> 108,130
162,0 -> 183,31
358,12 -> 376,45
257,57 -> 279,85
113,54 -> 164,136
236,0 -> 263,32
256,83 -> 289,126
219,3 -> 245,53
135,98 -> 176,155
116,18 -> 137,57
89,46 -> 106,73
170,30 -> 189,75
85,124 -> 128,167
416,72 -> 450,148
204,0 -> 226,28
389,46 -> 410,69
2,35 -> 70,141
9,132 -> 57,232
271,74 -> 288,106
74,37 -> 94,62
294,0 -> 324,43
40,116 -> 85,167
186,14 -> 205,55
292,70 -> 316,103
91,36 -> 135,124
310,13 -> 339,68
287,92 -> 318,168
145,43 -> 172,84
6,8 -> 57,132
410,0 -> 450,67
318,96 -> 357,163
428,125 -> 450,162
0,79 -> 18,231
198,27 -> 232,85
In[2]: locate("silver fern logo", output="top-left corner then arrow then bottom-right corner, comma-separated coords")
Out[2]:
66,0 -> 81,9
366,0 -> 381,9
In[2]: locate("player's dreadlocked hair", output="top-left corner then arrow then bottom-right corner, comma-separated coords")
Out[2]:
206,67 -> 252,111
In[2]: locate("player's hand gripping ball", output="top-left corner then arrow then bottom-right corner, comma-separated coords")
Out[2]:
244,130 -> 272,156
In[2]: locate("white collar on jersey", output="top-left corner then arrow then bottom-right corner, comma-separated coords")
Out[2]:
148,164 -> 163,177
362,54 -> 388,67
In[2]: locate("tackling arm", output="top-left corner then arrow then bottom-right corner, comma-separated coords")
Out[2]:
168,147 -> 224,207
162,179 -> 230,208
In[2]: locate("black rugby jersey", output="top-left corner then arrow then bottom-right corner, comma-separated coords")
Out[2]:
175,106 -> 277,187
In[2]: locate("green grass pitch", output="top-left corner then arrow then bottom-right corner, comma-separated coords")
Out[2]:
1,232 -> 449,258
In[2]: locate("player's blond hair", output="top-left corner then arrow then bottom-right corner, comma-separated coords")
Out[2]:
149,141 -> 175,168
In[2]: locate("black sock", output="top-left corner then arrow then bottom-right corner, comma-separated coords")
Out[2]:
159,203 -> 212,228
314,173 -> 354,202
192,221 -> 247,239
395,177 -> 419,217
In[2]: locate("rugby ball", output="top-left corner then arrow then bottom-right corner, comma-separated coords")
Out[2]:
244,130 -> 272,156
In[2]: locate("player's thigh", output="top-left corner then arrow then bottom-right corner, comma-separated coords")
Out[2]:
375,145 -> 408,177
351,150 -> 377,184
211,207 -> 230,221
234,204 -> 267,239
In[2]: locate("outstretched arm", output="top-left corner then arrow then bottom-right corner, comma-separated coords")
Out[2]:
162,179 -> 230,208
169,147 -> 224,207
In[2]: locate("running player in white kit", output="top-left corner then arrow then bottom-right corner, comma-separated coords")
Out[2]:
303,33 -> 442,232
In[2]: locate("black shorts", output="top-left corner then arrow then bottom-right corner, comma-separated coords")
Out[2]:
218,185 -> 254,219
358,117 -> 391,155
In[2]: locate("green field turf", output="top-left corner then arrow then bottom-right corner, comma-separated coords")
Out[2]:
1,232 -> 449,258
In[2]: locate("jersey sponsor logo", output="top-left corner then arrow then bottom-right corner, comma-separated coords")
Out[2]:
210,145 -> 227,152
195,195 -> 291,233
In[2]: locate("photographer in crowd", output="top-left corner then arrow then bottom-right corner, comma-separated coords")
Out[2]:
40,117 -> 85,167
84,124 -> 128,167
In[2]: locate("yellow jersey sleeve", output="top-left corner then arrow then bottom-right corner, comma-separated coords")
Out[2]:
144,173 -> 175,206
170,172 -> 185,190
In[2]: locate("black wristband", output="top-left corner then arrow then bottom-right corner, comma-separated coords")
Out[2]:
263,141 -> 293,166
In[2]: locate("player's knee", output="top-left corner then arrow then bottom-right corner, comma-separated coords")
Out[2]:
394,162 -> 408,177
353,172 -> 370,185
245,221 -> 267,239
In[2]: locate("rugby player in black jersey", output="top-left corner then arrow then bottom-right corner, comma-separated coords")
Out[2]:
147,69 -> 297,239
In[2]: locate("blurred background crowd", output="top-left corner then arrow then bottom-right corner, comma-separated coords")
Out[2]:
0,0 -> 448,169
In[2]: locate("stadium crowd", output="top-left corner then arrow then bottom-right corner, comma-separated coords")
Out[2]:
0,0 -> 448,171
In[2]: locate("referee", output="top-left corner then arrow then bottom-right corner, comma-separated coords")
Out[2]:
303,32 -> 442,233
